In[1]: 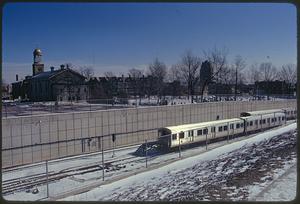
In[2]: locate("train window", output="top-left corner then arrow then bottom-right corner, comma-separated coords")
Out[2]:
279,117 -> 281,121
259,120 -> 262,124
267,118 -> 270,123
294,110 -> 297,114
236,123 -> 240,129
255,120 -> 258,125
274,118 -> 277,122
230,124 -> 234,129
211,127 -> 216,133
179,132 -> 184,139
287,111 -> 290,115
224,125 -> 228,131
218,126 -> 223,132
250,121 -> 253,126
246,122 -> 249,126
203,128 -> 208,134
282,116 -> 285,120
172,134 -> 177,140
188,131 -> 194,137
241,123 -> 244,127
262,119 -> 266,124
197,129 -> 202,136
271,118 -> 274,122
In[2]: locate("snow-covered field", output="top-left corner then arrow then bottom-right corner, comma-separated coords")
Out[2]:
61,123 -> 297,201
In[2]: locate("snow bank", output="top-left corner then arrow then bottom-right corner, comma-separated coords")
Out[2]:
63,123 -> 297,201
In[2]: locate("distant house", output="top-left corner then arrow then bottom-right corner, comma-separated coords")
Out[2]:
11,49 -> 87,102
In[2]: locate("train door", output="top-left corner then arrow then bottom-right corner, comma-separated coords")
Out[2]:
188,130 -> 194,142
211,126 -> 216,138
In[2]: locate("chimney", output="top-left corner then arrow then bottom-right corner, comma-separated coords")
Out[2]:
50,66 -> 55,72
16,74 -> 18,81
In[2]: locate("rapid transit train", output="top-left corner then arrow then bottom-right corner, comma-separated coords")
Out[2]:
158,108 -> 296,150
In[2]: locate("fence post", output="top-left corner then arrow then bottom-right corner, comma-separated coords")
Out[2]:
46,160 -> 49,198
206,129 -> 208,150
227,122 -> 229,143
102,135 -> 105,181
179,132 -> 182,158
145,139 -> 148,168
112,134 -> 115,158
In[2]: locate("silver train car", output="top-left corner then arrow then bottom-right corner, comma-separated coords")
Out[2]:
158,109 -> 290,149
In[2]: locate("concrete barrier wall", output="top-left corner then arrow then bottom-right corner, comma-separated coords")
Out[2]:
2,100 -> 296,168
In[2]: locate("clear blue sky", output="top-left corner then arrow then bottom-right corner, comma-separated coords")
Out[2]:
2,2 -> 296,83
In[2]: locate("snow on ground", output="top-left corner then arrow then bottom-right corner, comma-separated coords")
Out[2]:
61,123 -> 297,201
254,164 -> 297,201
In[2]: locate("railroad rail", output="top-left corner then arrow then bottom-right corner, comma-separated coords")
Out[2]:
2,155 -> 145,195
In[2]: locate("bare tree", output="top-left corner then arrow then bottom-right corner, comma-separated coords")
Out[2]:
278,63 -> 296,94
147,58 -> 167,102
176,50 -> 202,103
247,63 -> 261,84
167,64 -> 181,82
104,71 -> 116,78
128,68 -> 143,102
79,66 -> 94,80
200,46 -> 228,101
259,62 -> 277,99
233,55 -> 246,100
129,68 -> 143,78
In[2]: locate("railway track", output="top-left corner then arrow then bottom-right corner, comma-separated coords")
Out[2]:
2,155 -> 145,195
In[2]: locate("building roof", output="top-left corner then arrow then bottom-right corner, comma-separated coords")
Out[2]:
31,70 -> 61,79
31,68 -> 86,80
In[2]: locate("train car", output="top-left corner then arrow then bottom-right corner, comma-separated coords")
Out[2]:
158,118 -> 244,149
241,112 -> 286,133
282,108 -> 297,120
240,109 -> 284,117
241,108 -> 296,120
159,108 -> 289,150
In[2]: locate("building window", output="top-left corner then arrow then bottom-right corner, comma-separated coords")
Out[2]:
172,134 -> 177,140
197,129 -> 202,136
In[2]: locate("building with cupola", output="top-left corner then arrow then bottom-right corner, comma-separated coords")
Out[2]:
12,48 -> 88,102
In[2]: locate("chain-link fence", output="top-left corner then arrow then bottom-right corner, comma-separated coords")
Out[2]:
2,94 -> 296,118
2,99 -> 297,168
